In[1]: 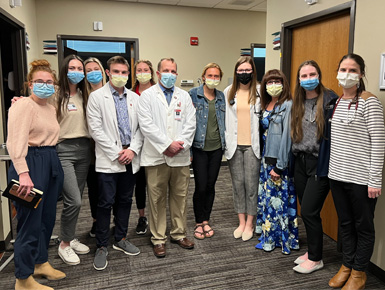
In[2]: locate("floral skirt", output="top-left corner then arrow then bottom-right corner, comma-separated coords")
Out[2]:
255,157 -> 299,254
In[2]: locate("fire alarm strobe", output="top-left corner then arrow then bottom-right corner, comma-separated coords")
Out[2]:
190,37 -> 199,46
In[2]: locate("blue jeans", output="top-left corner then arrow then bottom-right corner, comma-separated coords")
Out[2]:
96,164 -> 136,247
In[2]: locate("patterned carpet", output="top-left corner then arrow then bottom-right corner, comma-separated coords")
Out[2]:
1,166 -> 384,289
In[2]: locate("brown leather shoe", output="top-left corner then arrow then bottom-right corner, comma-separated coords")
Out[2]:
153,244 -> 166,258
329,264 -> 352,288
171,237 -> 194,249
342,269 -> 367,290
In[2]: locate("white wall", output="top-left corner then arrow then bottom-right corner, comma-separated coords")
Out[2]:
35,0 -> 266,92
266,0 -> 385,271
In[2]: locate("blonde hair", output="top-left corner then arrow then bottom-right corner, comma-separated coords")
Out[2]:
84,57 -> 106,97
201,63 -> 223,80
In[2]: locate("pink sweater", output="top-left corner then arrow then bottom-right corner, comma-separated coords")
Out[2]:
7,97 -> 60,174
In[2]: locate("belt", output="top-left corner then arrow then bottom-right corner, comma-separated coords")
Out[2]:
122,144 -> 130,149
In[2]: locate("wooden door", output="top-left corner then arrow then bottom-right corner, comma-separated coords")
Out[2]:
290,13 -> 350,241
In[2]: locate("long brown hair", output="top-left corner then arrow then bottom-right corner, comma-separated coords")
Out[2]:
337,53 -> 366,101
132,59 -> 156,92
291,60 -> 326,143
260,69 -> 291,109
57,54 -> 86,121
228,56 -> 258,105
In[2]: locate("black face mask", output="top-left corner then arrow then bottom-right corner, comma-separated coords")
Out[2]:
237,72 -> 253,85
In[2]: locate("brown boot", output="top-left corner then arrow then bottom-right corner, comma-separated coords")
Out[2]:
342,269 -> 367,290
15,275 -> 53,290
329,264 -> 352,288
33,262 -> 66,280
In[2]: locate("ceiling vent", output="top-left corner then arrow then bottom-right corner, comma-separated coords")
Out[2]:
229,0 -> 254,6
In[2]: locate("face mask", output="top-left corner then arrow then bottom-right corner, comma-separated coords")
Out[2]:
86,70 -> 103,85
160,73 -> 177,89
266,84 -> 283,97
136,73 -> 152,84
33,83 -> 55,99
236,73 -> 253,85
67,71 -> 85,84
110,75 -> 128,88
300,78 -> 319,91
205,78 -> 220,89
337,72 -> 360,89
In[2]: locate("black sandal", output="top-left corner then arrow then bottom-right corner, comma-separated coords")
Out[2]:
194,224 -> 205,240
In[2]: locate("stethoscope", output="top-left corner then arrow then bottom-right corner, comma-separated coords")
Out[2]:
330,95 -> 359,124
230,90 -> 260,114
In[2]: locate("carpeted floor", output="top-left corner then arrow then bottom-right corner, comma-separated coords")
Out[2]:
1,166 -> 384,289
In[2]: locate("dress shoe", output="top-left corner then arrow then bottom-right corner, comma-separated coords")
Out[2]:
342,269 -> 367,290
171,237 -> 194,249
33,262 -> 66,280
293,260 -> 324,274
153,244 -> 166,258
15,275 -> 53,290
233,228 -> 243,239
329,264 -> 352,288
242,231 -> 253,241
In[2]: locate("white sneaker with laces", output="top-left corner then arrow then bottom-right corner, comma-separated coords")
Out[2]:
70,239 -> 90,254
58,245 -> 80,265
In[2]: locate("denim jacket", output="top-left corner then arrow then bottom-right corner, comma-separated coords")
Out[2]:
189,85 -> 226,150
263,99 -> 292,173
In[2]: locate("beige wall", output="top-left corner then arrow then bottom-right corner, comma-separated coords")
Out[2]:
0,0 -> 39,244
266,0 -> 385,270
35,0 -> 266,92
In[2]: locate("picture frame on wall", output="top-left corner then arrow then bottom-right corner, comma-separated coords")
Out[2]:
380,53 -> 385,90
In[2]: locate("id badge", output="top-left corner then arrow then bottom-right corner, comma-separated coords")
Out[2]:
174,109 -> 182,121
67,103 -> 77,111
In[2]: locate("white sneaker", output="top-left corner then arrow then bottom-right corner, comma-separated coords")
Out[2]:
58,245 -> 80,265
70,239 -> 90,254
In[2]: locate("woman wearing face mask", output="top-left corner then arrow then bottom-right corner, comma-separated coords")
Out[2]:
131,60 -> 156,235
7,60 -> 65,290
55,54 -> 91,265
84,57 -> 106,238
255,69 -> 298,254
328,54 -> 385,290
290,60 -> 338,273
224,56 -> 261,241
189,63 -> 225,240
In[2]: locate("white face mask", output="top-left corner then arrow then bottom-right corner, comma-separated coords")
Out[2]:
205,78 -> 220,89
337,72 -> 360,89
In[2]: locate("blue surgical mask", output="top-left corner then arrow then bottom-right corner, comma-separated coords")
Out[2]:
67,71 -> 85,84
86,70 -> 103,85
300,78 -> 319,91
160,73 -> 177,89
33,83 -> 55,99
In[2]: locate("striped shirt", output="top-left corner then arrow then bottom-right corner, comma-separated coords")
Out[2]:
329,93 -> 385,188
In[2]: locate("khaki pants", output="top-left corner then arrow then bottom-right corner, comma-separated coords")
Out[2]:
146,163 -> 190,245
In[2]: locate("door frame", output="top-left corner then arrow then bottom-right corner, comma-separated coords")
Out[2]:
280,1 -> 356,82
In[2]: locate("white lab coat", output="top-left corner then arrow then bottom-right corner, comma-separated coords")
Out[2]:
138,84 -> 196,167
224,85 -> 261,160
87,83 -> 142,173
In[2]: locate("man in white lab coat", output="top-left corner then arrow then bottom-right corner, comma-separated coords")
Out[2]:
87,56 -> 142,270
138,58 -> 196,258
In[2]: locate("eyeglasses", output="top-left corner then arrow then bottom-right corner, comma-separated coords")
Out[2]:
32,79 -> 54,87
267,80 -> 282,85
236,69 -> 253,74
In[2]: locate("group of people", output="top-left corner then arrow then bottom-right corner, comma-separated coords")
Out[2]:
6,52 -> 384,290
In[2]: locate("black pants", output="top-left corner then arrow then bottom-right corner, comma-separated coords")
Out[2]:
294,153 -> 329,261
330,179 -> 377,271
192,147 -> 223,223
135,166 -> 146,210
87,164 -> 99,220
